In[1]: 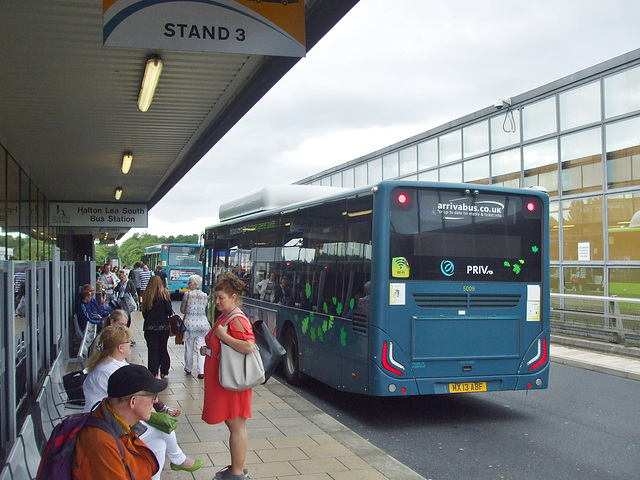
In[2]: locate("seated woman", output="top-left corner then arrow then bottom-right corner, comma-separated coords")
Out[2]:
88,310 -> 143,368
83,325 -> 203,477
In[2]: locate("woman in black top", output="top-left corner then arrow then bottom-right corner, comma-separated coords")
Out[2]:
141,275 -> 173,378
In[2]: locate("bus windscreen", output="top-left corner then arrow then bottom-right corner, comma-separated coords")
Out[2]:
168,246 -> 200,266
389,188 -> 543,282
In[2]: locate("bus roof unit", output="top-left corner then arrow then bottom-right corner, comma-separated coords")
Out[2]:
218,185 -> 345,221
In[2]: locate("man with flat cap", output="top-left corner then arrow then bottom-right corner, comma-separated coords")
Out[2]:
72,364 -> 167,479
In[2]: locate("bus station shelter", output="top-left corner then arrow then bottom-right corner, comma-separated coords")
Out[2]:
0,0 -> 359,465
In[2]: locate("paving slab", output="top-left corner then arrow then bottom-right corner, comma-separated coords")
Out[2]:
126,311 -> 425,480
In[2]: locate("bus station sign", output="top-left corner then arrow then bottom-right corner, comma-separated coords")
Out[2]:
49,202 -> 148,228
103,0 -> 306,57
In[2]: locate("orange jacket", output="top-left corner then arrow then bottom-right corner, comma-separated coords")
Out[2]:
72,399 -> 158,480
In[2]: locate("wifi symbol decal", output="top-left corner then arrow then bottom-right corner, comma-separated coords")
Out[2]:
391,257 -> 410,278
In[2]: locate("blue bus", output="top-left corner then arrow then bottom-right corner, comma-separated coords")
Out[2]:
143,243 -> 203,295
203,181 -> 550,396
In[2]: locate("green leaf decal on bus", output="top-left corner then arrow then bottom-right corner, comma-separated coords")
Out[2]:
317,327 -> 323,342
306,282 -> 312,299
322,320 -> 328,333
323,301 -> 328,314
336,302 -> 343,315
310,327 -> 316,342
340,327 -> 347,347
302,317 -> 309,334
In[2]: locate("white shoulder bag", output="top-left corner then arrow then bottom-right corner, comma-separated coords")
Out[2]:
219,313 -> 265,391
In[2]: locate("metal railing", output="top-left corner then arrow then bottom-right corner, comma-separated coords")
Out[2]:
551,293 -> 640,346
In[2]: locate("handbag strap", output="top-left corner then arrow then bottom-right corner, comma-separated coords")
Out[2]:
223,312 -> 242,327
220,310 -> 247,329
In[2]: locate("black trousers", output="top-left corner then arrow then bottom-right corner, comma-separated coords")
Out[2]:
144,329 -> 171,376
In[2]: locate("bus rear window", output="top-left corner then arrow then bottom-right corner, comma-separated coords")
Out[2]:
168,246 -> 201,266
389,188 -> 543,282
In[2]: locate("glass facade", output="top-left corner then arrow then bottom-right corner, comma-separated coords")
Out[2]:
1,144 -> 53,262
301,52 -> 640,298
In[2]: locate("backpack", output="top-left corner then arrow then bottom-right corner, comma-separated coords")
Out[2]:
36,412 -> 134,480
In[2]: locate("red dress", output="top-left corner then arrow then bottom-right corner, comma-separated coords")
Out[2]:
202,308 -> 255,425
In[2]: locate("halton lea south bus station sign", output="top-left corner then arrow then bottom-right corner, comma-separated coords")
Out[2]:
103,0 -> 306,57
49,202 -> 148,228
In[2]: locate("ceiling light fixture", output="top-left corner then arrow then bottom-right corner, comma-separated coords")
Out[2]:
121,153 -> 133,174
138,57 -> 163,112
115,187 -> 123,200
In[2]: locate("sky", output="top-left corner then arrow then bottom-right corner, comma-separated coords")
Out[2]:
121,0 -> 640,242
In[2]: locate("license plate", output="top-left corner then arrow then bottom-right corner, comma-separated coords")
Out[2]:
448,381 -> 487,393
179,288 -> 189,292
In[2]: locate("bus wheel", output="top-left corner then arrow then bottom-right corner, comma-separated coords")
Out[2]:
283,327 -> 301,385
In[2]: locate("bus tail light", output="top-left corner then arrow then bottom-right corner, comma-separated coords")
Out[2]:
527,338 -> 548,371
382,341 -> 404,376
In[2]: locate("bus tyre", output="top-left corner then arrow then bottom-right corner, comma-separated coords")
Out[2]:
283,328 -> 302,385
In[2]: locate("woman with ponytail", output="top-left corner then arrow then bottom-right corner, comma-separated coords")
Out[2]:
83,325 -> 203,477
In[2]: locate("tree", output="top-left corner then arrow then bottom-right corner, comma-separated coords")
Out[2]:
94,244 -> 119,266
116,233 -> 201,267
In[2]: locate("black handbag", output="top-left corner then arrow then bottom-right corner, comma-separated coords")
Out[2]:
169,312 -> 186,336
63,370 -> 87,405
252,320 -> 286,383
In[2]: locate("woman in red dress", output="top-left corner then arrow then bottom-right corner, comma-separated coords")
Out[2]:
201,273 -> 255,480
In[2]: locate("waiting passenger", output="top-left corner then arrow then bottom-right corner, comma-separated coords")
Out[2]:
130,262 -> 143,299
139,264 -> 153,297
88,309 -> 134,358
82,283 -> 112,316
181,274 -> 209,379
115,270 -> 138,318
73,363 -> 164,479
82,326 -> 203,478
94,280 -> 107,308
99,263 -> 120,305
141,276 -> 172,379
76,291 -> 105,331
154,264 -> 168,289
